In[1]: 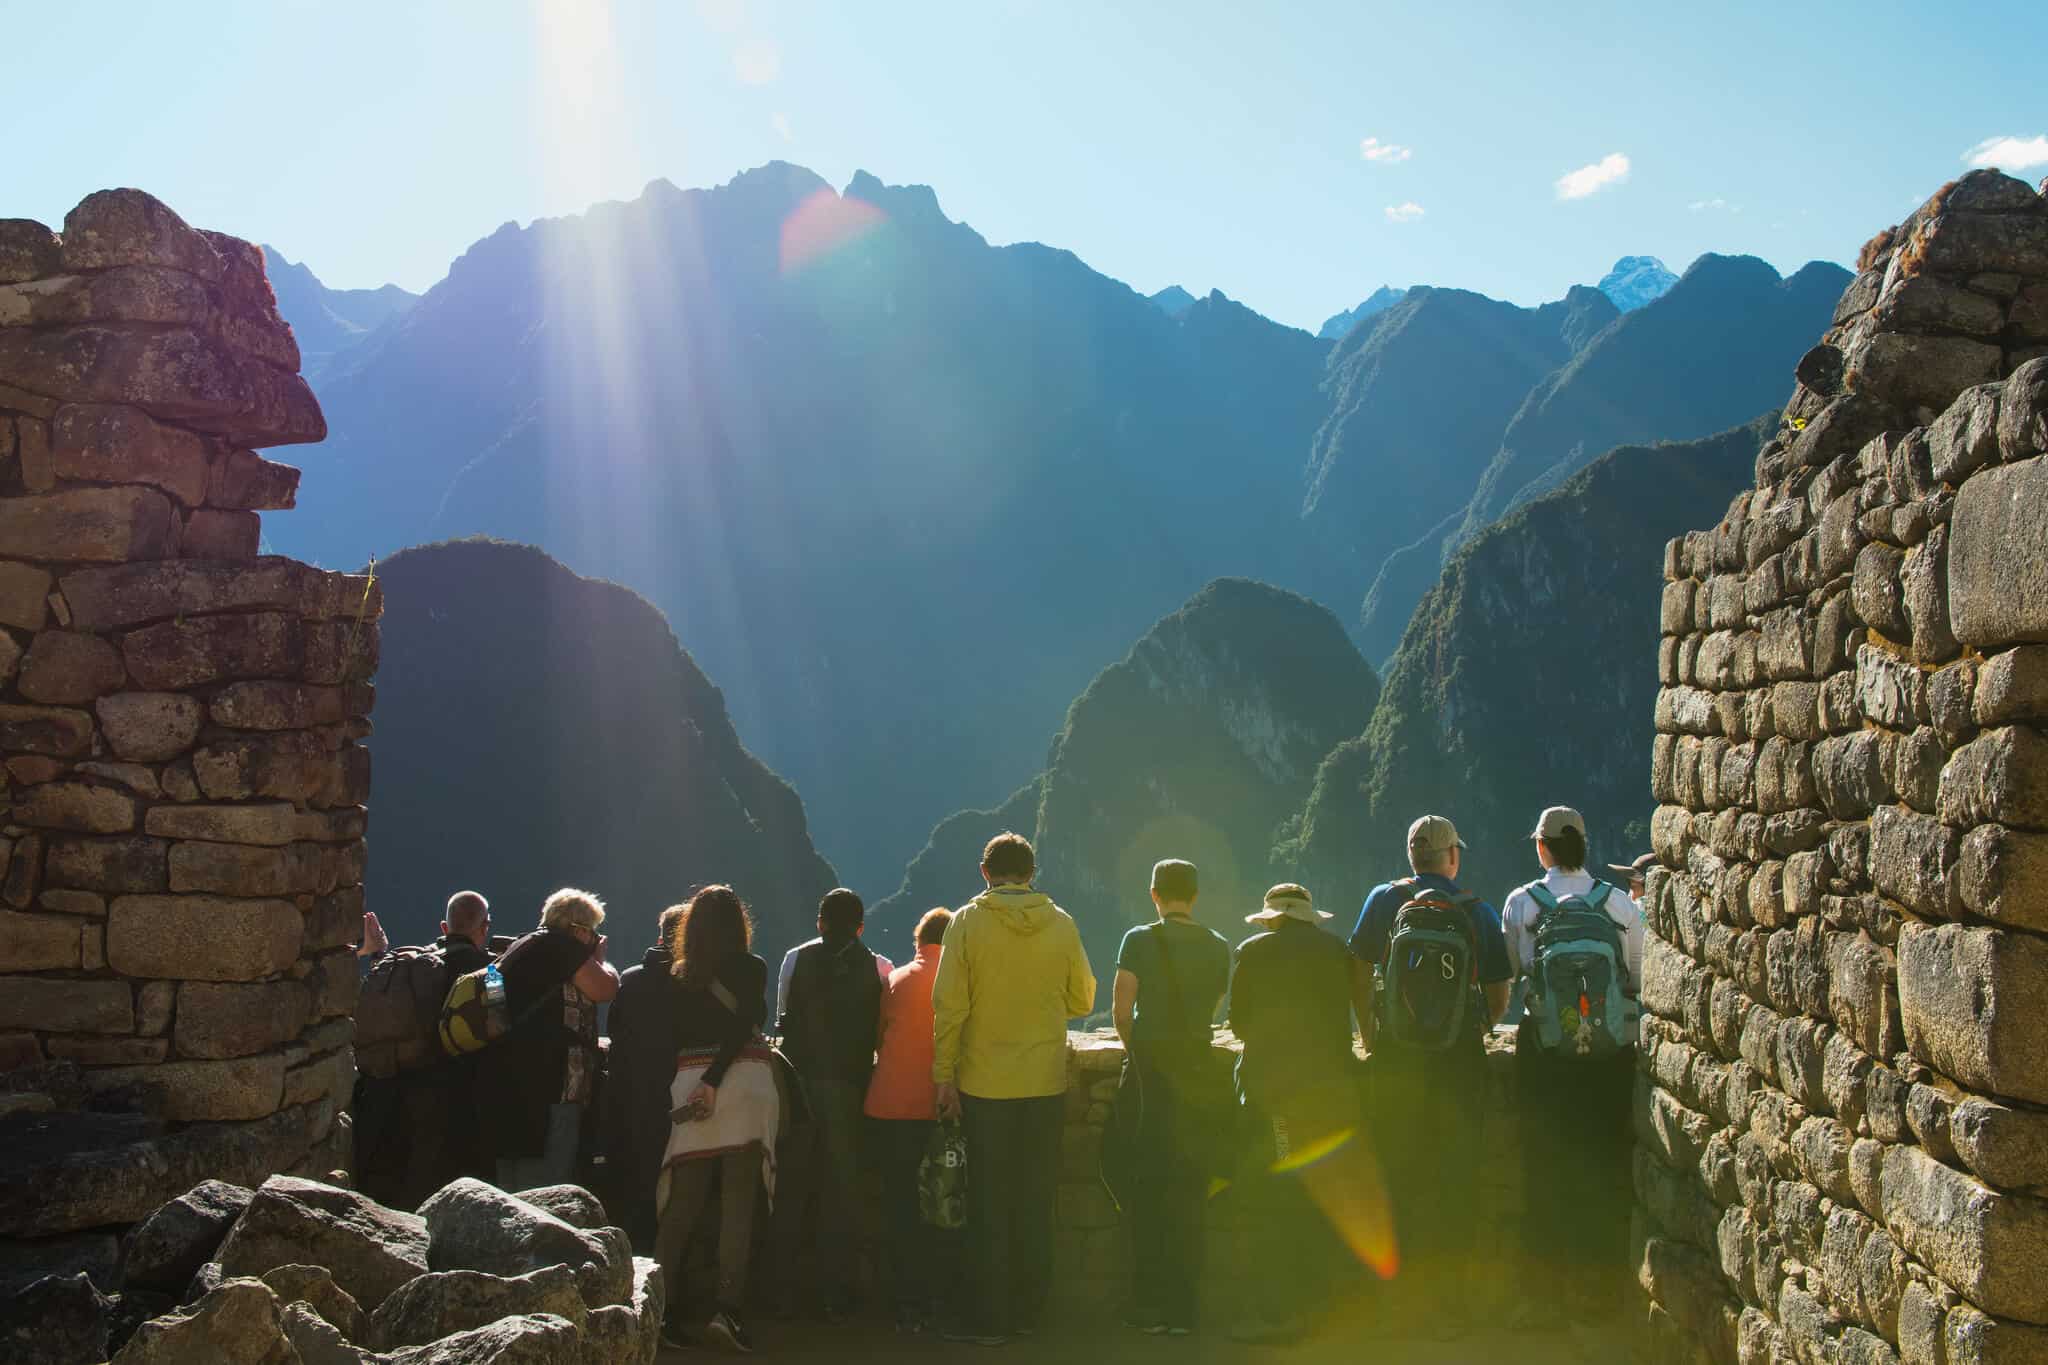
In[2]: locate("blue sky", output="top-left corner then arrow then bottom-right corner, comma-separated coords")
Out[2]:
9,0 -> 2045,331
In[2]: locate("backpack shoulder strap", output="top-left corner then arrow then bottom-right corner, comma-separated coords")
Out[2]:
1584,880 -> 1615,911
1525,881 -> 1559,913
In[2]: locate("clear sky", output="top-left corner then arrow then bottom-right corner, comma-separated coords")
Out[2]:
9,0 -> 2045,331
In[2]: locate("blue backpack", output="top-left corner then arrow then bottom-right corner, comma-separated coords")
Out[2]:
1376,879 -> 1482,1051
1522,881 -> 1637,1058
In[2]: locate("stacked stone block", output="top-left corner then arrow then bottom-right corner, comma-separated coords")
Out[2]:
0,190 -> 377,1239
1641,169 -> 2048,1364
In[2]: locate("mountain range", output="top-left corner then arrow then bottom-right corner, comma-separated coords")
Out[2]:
262,162 -> 1843,901
259,247 -> 418,381
366,539 -> 838,968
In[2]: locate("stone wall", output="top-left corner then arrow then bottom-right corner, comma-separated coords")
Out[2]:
1640,170 -> 2048,1364
0,191 -> 377,1248
1050,1029 -> 1528,1321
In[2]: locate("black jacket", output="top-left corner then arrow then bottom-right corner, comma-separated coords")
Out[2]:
603,946 -> 683,1248
778,935 -> 882,1085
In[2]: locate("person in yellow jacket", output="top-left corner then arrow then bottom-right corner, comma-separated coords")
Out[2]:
931,831 -> 1096,1345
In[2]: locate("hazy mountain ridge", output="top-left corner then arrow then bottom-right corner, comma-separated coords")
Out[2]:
367,538 -> 839,969
260,246 -> 418,379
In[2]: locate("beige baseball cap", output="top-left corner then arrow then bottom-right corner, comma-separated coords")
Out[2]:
1245,883 -> 1330,926
1408,814 -> 1467,857
1530,806 -> 1587,840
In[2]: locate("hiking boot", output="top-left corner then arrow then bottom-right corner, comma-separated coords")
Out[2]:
704,1309 -> 753,1353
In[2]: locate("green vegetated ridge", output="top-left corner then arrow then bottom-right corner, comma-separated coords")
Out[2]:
367,538 -> 839,969
871,579 -> 1378,968
1285,414 -> 1775,912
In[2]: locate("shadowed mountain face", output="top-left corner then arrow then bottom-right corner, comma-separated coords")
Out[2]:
876,579 -> 1378,972
1317,285 -> 1407,340
367,538 -> 838,970
273,165 -> 1334,895
1285,415 -> 1773,917
259,247 -> 418,380
1352,256 -> 1849,663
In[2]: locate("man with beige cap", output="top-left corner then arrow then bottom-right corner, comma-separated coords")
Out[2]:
1347,814 -> 1511,1337
1225,882 -> 1373,1343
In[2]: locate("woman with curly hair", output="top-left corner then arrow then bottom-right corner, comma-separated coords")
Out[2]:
654,885 -> 773,1352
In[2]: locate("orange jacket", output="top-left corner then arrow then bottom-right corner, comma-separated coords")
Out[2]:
865,943 -> 944,1120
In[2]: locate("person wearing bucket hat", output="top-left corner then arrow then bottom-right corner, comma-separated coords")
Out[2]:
1346,815 -> 1511,1337
1607,851 -> 1656,902
1224,882 -> 1372,1343
1500,806 -> 1645,1325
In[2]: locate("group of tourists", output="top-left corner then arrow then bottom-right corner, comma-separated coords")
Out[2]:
350,807 -> 1650,1350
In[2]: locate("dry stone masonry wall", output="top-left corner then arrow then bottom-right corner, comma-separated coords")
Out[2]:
1640,169 -> 2048,1364
0,191 -> 377,1244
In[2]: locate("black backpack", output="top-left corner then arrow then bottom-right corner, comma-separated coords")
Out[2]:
1376,879 -> 1481,1051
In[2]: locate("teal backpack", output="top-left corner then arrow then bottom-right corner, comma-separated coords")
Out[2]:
1522,881 -> 1637,1058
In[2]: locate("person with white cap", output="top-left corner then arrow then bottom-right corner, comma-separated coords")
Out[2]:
1500,806 -> 1644,1326
1224,882 -> 1372,1343
1346,814 -> 1512,1338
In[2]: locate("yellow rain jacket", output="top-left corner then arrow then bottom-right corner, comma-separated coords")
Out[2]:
931,884 -> 1097,1099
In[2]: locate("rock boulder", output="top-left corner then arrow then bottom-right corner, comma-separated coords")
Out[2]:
215,1175 -> 426,1310
121,1179 -> 252,1292
369,1265 -> 586,1351
417,1179 -> 629,1308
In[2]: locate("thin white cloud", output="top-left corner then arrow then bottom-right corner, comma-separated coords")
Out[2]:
734,36 -> 780,85
1965,135 -> 2048,171
1556,153 -> 1631,201
1384,202 -> 1425,224
1360,137 -> 1412,164
1689,198 -> 1727,211
770,112 -> 793,142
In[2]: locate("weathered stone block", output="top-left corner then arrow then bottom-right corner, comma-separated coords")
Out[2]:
1880,278 -> 2008,337
1870,804 -> 1960,918
87,1053 -> 286,1122
1998,358 -> 2048,463
174,981 -> 312,1060
1904,527 -> 1960,664
209,681 -> 345,731
0,217 -> 62,283
1952,457 -> 2048,648
1816,731 -> 1893,819
0,561 -> 52,631
142,802 -> 299,846
1848,331 -> 2002,414
106,895 -> 302,982
191,731 -> 342,804
60,558 -> 380,632
1858,645 -> 1928,730
179,507 -> 260,560
59,189 -> 225,280
1960,824 -> 2048,932
91,691 -> 200,763
1975,647 -> 2048,726
169,841 -> 331,897
13,781 -> 136,834
1828,932 -> 1902,1060
0,976 -> 131,1033
1899,921 -> 2048,1105
121,612 -> 301,690
1856,542 -> 1912,641
0,703 -> 95,756
0,486 -> 177,562
1881,1142 -> 2048,1322
1940,727 -> 2048,830
1945,1302 -> 2048,1365
1929,384 -> 2006,483
16,630 -> 126,704
47,403 -> 213,506
0,909 -> 84,970
205,449 -> 299,512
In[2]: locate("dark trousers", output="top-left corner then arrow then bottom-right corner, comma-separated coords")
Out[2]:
1515,1028 -> 1635,1298
655,1150 -> 759,1316
1237,1076 -> 1361,1322
961,1092 -> 1064,1336
773,1077 -> 867,1305
1366,1043 -> 1486,1282
872,1117 -> 959,1313
1122,1059 -> 1207,1327
355,1061 -> 486,1211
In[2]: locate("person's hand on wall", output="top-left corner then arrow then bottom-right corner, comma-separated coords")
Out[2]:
356,911 -> 388,958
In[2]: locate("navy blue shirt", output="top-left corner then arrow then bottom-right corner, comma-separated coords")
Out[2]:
1348,873 -> 1512,985
1117,916 -> 1231,1047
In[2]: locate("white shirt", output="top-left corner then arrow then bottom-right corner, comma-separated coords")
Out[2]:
1500,867 -> 1645,994
775,938 -> 893,1022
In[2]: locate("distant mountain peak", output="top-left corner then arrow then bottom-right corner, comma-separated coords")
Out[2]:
1148,284 -> 1198,318
1318,286 -> 1407,340
1596,255 -> 1678,311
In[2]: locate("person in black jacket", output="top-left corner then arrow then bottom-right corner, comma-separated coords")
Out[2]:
775,887 -> 884,1321
603,904 -> 687,1252
656,884 -> 771,1353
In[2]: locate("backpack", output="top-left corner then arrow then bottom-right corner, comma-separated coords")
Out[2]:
438,962 -> 511,1056
355,945 -> 452,1077
1522,881 -> 1637,1058
785,939 -> 881,1078
1376,879 -> 1481,1051
919,1117 -> 969,1231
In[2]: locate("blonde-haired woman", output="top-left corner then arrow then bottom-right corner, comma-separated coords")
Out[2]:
484,887 -> 620,1190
